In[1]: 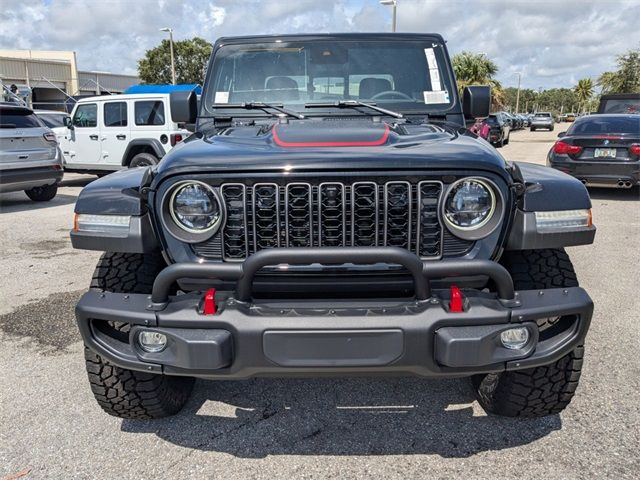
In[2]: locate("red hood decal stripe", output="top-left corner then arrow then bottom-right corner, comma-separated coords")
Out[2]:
272,124 -> 390,148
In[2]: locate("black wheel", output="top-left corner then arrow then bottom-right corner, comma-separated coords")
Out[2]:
129,152 -> 158,168
472,249 -> 584,417
504,134 -> 510,145
25,183 -> 58,201
550,126 -> 555,131
530,127 -> 536,132
85,252 -> 194,419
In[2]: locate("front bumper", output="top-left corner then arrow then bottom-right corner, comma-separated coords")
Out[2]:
76,248 -> 593,379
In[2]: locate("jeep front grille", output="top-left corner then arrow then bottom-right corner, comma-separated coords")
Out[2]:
194,180 -> 474,261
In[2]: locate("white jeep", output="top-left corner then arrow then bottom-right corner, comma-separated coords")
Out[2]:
60,93 -> 190,174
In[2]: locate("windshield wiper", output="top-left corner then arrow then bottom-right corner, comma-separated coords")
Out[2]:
305,100 -> 403,119
211,102 -> 305,119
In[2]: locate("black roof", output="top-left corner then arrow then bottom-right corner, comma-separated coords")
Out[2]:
215,32 -> 445,46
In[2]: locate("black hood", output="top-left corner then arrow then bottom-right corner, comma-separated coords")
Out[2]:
155,119 -> 509,181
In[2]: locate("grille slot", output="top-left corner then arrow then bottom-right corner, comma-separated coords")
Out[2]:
351,182 -> 379,246
252,183 -> 280,250
384,181 -> 412,248
285,183 -> 313,247
200,179 -> 473,261
220,184 -> 248,260
319,183 -> 346,247
417,181 -> 443,258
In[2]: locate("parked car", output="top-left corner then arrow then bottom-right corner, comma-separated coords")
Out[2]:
597,93 -> 640,114
71,33 -> 595,420
548,114 -> 640,188
0,103 -> 63,201
565,113 -> 576,122
486,113 -> 510,147
59,93 -> 190,175
34,109 -> 70,143
530,112 -> 555,131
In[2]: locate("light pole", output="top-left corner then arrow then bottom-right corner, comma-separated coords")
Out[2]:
380,0 -> 397,32
160,27 -> 176,85
511,72 -> 522,113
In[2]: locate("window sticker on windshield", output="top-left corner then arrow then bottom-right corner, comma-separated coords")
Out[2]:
424,48 -> 442,91
424,91 -> 449,104
424,48 -> 438,69
214,91 -> 229,104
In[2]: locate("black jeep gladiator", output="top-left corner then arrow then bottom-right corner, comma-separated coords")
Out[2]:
71,34 -> 596,419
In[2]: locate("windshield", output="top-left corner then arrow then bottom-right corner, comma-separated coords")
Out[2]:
568,116 -> 640,135
600,99 -> 640,114
206,38 -> 455,115
0,112 -> 44,128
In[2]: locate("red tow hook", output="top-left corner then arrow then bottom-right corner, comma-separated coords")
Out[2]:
449,285 -> 464,313
203,288 -> 217,315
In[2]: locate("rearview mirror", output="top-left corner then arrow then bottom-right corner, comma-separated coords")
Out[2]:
63,116 -> 73,129
463,86 -> 491,119
170,90 -> 198,124
557,131 -> 566,138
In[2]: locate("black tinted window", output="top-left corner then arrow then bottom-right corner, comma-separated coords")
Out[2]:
568,117 -> 640,135
0,113 -> 43,128
38,113 -> 67,128
73,104 -> 97,127
103,102 -> 127,127
134,101 -> 165,125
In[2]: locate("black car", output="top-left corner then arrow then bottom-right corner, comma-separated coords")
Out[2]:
548,114 -> 640,188
486,113 -> 510,147
70,33 -> 595,420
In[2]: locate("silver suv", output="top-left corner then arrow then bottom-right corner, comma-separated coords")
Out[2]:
0,103 -> 63,201
530,112 -> 555,132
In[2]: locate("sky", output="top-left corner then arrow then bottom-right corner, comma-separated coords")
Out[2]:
1,0 -> 639,90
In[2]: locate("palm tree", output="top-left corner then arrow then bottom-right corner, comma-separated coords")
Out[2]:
452,52 -> 504,109
574,78 -> 594,113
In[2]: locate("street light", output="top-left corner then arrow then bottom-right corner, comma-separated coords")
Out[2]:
511,72 -> 522,113
380,0 -> 397,32
160,27 -> 176,85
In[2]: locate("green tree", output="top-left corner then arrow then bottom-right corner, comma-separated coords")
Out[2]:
574,78 -> 594,113
597,48 -> 640,94
452,51 -> 504,109
138,37 -> 213,85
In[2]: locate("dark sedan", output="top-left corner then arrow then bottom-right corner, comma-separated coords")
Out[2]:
486,113 -> 510,147
547,114 -> 640,189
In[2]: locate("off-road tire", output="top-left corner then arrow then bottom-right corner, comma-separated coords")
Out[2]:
25,183 -> 58,201
129,152 -> 158,168
85,251 -> 194,419
85,349 -> 195,419
472,248 -> 584,417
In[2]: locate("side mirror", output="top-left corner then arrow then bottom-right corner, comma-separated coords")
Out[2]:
557,131 -> 566,138
64,116 -> 74,129
170,90 -> 198,124
463,86 -> 491,119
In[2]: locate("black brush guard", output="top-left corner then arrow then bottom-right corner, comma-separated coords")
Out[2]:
76,247 -> 593,379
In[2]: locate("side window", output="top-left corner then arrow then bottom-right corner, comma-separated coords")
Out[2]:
72,104 -> 97,128
134,101 -> 165,126
103,102 -> 127,127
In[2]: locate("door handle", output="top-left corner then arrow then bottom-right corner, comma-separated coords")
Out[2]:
116,134 -> 126,140
89,134 -> 99,140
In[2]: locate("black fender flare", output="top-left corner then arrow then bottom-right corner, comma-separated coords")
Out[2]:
122,138 -> 166,166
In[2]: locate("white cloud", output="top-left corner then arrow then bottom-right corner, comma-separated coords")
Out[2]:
0,0 -> 637,88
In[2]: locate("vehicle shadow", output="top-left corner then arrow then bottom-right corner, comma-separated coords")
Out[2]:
588,186 -> 639,201
0,193 -> 78,213
121,377 -> 561,458
60,175 -> 95,188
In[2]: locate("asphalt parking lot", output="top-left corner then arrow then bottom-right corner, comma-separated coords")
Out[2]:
1,127 -> 638,479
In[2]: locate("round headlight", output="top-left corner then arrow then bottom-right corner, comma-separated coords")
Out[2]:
443,178 -> 503,240
169,181 -> 221,233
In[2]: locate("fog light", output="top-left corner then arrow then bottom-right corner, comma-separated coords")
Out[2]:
138,331 -> 167,353
500,327 -> 530,350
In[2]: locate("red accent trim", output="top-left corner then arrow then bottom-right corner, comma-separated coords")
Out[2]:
203,288 -> 217,315
592,135 -> 624,140
272,124 -> 390,148
449,285 -> 464,313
